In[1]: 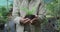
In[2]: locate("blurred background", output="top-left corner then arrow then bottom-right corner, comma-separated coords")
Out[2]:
0,0 -> 60,32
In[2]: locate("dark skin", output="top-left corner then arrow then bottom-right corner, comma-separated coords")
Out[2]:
20,15 -> 38,24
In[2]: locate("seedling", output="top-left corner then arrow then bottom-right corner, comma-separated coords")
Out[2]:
20,7 -> 36,20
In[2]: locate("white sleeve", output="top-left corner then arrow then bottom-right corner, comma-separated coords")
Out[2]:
12,0 -> 20,19
14,17 -> 21,25
38,1 -> 46,19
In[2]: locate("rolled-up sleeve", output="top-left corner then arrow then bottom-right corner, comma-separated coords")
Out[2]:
37,1 -> 46,23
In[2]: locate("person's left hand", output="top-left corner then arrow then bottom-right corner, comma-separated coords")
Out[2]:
30,15 -> 38,23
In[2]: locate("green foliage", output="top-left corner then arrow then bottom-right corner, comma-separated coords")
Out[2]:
57,19 -> 60,30
20,7 -> 36,15
0,1 -> 13,23
45,0 -> 60,31
45,0 -> 60,16
0,6 -> 8,23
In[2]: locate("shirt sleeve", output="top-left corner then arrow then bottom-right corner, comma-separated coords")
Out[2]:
12,0 -> 21,19
37,1 -> 46,23
38,1 -> 46,20
14,17 -> 21,25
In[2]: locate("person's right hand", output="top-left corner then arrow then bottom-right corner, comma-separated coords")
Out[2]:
20,18 -> 31,24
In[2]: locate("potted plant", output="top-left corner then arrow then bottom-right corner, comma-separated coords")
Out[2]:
20,7 -> 36,20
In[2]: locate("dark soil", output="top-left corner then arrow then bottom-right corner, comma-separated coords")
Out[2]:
24,15 -> 35,20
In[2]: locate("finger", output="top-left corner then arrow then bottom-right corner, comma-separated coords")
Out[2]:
35,15 -> 38,17
30,18 -> 37,23
22,18 -> 29,21
24,19 -> 31,23
32,18 -> 36,21
24,18 -> 30,21
25,18 -> 29,20
22,19 -> 27,21
30,21 -> 33,23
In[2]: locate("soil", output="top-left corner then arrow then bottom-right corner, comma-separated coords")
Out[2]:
24,15 -> 35,20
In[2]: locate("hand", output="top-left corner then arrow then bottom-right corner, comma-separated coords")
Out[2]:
30,15 -> 38,23
20,18 -> 31,24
